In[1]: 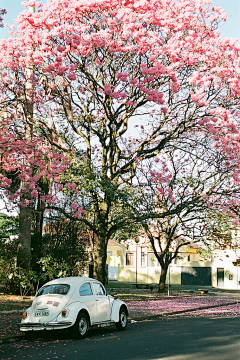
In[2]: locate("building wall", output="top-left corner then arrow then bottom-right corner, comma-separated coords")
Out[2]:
106,245 -> 121,280
117,240 -> 240,289
118,242 -> 214,285
118,241 -> 212,284
212,260 -> 240,289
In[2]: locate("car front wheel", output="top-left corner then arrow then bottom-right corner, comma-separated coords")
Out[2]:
115,307 -> 128,331
72,312 -> 89,339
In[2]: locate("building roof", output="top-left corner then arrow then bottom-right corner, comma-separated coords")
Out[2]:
108,239 -> 121,248
188,243 -> 202,249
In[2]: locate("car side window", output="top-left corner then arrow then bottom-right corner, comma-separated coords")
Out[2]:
79,282 -> 93,296
93,282 -> 105,295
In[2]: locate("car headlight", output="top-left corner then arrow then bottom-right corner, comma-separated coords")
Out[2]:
22,311 -> 28,319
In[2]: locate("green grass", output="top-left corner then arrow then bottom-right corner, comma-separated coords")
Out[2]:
0,295 -> 33,312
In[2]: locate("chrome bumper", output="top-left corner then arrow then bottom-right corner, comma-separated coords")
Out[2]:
19,321 -> 72,331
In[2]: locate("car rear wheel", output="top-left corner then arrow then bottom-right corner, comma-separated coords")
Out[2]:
72,312 -> 89,339
115,307 -> 128,331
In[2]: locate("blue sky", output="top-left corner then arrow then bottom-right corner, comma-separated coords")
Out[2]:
0,0 -> 239,40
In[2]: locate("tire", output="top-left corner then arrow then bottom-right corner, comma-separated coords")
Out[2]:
115,307 -> 128,331
72,312 -> 89,339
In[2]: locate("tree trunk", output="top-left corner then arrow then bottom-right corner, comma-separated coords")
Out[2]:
17,62 -> 34,271
158,265 -> 168,293
93,234 -> 107,284
91,199 -> 109,284
17,195 -> 32,270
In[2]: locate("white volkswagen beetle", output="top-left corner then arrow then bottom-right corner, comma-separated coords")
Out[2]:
19,277 -> 128,338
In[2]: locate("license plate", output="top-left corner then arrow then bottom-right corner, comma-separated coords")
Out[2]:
34,310 -> 49,317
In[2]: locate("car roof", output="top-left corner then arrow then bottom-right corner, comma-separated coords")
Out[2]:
44,276 -> 98,287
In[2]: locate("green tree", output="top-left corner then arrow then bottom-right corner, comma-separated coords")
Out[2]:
36,217 -> 89,282
0,214 -> 18,240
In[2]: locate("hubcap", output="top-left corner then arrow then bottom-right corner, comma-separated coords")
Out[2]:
79,318 -> 87,335
120,312 -> 127,327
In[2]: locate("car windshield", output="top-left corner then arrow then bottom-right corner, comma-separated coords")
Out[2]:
36,284 -> 70,297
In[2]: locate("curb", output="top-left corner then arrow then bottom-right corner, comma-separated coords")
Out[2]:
0,334 -> 25,344
0,309 -> 24,314
0,301 -> 239,344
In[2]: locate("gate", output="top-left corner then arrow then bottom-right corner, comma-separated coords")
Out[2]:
181,267 -> 212,286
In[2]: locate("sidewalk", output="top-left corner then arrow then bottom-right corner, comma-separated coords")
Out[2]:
1,292 -> 240,344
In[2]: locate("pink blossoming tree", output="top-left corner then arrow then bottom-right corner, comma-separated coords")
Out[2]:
135,137 -> 240,291
1,0 -> 240,283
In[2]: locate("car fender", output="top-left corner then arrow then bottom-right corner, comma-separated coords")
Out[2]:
61,302 -> 92,325
110,299 -> 128,323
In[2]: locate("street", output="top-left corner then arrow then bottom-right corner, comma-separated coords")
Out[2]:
1,316 -> 240,360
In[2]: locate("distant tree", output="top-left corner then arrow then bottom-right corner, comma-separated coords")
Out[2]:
134,141 -> 240,292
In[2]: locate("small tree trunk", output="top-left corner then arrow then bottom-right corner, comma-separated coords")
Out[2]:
34,196 -> 45,236
158,265 -> 168,293
17,190 -> 32,270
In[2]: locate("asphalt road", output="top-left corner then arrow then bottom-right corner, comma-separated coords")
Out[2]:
1,316 -> 240,360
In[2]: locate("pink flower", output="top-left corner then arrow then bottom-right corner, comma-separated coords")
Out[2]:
31,190 -> 38,197
71,203 -> 78,210
57,46 -> 66,52
67,73 -> 76,81
232,219 -> 238,226
149,55 -> 156,62
104,84 -> 111,95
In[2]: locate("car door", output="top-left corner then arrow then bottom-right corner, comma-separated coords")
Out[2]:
79,282 -> 98,323
92,282 -> 110,322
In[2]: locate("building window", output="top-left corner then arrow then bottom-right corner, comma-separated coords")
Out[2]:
126,252 -> 134,266
141,247 -> 146,267
148,253 -> 156,267
188,255 -> 190,261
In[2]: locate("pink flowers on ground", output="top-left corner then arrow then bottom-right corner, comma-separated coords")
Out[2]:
127,295 -> 240,318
